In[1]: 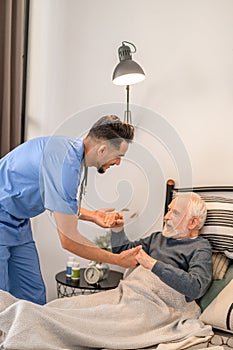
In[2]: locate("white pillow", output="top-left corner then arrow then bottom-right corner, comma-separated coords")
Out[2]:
200,279 -> 233,333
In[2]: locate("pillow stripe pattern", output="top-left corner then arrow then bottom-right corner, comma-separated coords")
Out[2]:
200,195 -> 233,257
212,253 -> 230,280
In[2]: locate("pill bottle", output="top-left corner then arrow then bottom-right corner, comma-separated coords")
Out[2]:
71,262 -> 80,280
66,256 -> 75,278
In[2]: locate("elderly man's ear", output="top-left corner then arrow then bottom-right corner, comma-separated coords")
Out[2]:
188,216 -> 199,230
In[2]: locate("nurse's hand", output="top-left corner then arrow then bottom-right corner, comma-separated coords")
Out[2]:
94,208 -> 124,228
78,208 -> 124,228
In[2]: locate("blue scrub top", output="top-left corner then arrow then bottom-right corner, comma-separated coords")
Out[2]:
0,136 -> 84,220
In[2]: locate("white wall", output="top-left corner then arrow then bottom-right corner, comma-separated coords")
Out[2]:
26,0 -> 233,301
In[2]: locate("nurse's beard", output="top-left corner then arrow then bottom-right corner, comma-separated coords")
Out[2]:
97,167 -> 105,174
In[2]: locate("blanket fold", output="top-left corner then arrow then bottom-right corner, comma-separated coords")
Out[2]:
0,266 -> 212,350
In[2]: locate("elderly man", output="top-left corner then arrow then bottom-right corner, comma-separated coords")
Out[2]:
0,192 -> 213,350
111,192 -> 213,301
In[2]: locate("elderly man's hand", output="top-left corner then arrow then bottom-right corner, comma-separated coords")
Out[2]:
117,246 -> 142,268
136,249 -> 157,270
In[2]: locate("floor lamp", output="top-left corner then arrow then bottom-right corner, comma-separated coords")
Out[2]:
112,41 -> 145,124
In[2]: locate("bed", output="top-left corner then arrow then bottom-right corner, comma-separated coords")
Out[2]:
0,179 -> 233,350
165,179 -> 233,349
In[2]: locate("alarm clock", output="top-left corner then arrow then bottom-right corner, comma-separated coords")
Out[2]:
84,261 -> 109,285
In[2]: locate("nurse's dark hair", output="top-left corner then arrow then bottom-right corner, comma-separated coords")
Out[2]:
87,115 -> 134,149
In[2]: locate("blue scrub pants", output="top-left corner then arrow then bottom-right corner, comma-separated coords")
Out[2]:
0,241 -> 46,305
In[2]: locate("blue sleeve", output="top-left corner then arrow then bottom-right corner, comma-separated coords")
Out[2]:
39,137 -> 82,214
152,245 -> 213,301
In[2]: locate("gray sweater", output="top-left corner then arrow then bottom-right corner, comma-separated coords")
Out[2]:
111,230 -> 212,302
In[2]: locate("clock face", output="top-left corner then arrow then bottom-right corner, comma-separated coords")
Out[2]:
84,266 -> 100,284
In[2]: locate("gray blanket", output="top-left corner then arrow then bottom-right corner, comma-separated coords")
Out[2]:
0,266 -> 212,350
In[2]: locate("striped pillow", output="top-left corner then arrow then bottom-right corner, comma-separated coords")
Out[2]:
212,252 -> 230,280
200,196 -> 233,258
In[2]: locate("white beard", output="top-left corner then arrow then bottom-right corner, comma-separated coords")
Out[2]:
162,222 -> 189,239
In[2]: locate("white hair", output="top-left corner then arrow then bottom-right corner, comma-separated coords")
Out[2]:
175,192 -> 207,230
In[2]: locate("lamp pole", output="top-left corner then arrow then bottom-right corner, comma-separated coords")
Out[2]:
124,85 -> 132,124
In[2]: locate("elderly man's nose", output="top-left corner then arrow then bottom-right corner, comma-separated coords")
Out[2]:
165,210 -> 171,220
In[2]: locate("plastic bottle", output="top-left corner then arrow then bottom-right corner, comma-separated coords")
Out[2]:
66,256 -> 75,278
71,262 -> 80,280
